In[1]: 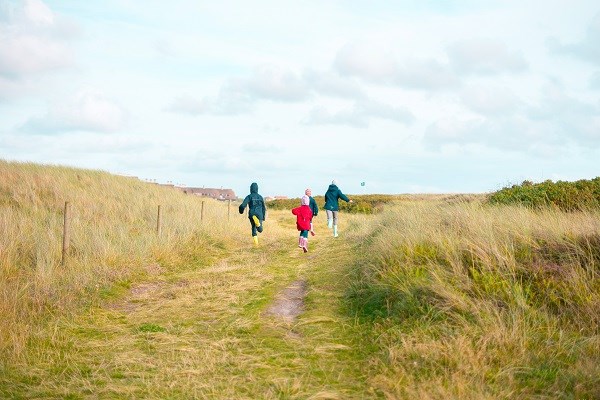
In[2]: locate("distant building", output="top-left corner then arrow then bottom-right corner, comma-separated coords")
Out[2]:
181,187 -> 236,201
265,195 -> 289,201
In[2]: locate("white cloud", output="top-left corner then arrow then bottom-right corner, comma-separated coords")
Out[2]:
447,39 -> 528,75
425,108 -> 599,153
22,0 -> 53,25
152,38 -> 176,58
578,116 -> 600,144
302,69 -> 366,99
241,143 -> 283,154
179,150 -> 250,174
395,59 -> 460,90
334,40 -> 459,90
234,65 -> 310,102
0,75 -> 28,101
166,95 -> 209,116
167,65 -> 310,116
528,80 -> 598,120
423,115 -> 547,152
166,85 -> 255,116
304,99 -> 414,128
0,131 -> 151,167
424,116 -> 480,145
0,0 -> 78,79
358,99 -> 415,125
304,105 -> 368,128
460,84 -> 520,116
548,12 -> 600,65
21,91 -> 128,134
334,41 -> 398,84
0,34 -> 72,77
425,76 -> 600,152
59,133 -> 152,154
591,71 -> 600,89
166,65 -> 369,117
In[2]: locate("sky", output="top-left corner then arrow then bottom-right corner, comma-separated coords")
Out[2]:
1,0 -> 599,198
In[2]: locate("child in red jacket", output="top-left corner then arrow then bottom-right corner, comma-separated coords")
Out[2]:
292,195 -> 313,253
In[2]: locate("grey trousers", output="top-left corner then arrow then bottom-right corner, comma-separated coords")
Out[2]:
326,210 -> 339,225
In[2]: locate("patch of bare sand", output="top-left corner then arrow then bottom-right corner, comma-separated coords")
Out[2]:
264,279 -> 308,326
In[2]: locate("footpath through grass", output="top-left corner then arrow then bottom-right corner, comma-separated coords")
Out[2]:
1,211 -> 378,399
5,199 -> 597,399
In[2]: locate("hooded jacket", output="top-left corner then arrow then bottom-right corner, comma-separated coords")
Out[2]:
308,196 -> 318,217
239,182 -> 266,220
323,184 -> 350,211
292,196 -> 313,231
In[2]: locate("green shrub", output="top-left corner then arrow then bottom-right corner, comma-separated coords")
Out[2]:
267,194 -> 398,214
488,177 -> 600,211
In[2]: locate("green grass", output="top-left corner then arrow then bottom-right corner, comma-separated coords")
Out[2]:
1,211 -> 378,398
0,159 -> 241,361
1,160 -> 598,399
342,201 -> 600,399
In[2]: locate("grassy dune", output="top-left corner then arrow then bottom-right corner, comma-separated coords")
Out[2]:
345,200 -> 600,398
1,160 -> 599,398
0,160 -> 245,360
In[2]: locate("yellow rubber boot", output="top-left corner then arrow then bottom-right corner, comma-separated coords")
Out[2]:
252,215 -> 260,227
253,236 -> 259,246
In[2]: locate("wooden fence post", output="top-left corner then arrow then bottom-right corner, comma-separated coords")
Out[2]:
61,201 -> 70,265
157,205 -> 162,237
201,201 -> 205,222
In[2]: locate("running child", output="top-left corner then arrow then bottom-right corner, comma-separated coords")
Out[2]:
238,182 -> 266,246
305,188 -> 318,236
323,180 -> 352,237
292,195 -> 313,253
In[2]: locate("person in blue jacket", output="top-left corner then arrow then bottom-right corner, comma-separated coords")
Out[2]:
323,180 -> 352,237
239,182 -> 266,245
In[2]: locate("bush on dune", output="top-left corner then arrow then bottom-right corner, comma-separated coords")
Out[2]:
488,177 -> 600,211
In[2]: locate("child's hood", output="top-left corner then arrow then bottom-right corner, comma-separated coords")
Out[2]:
250,182 -> 259,193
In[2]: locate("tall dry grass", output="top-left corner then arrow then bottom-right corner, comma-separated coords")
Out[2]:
0,160 -> 247,360
346,200 -> 600,398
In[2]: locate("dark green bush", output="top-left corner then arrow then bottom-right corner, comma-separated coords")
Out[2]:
488,177 -> 600,211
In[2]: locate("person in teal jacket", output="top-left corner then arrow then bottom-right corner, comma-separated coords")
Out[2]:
239,182 -> 266,245
305,188 -> 318,236
323,180 -> 352,237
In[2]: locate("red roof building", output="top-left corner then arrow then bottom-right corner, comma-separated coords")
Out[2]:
181,187 -> 236,200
